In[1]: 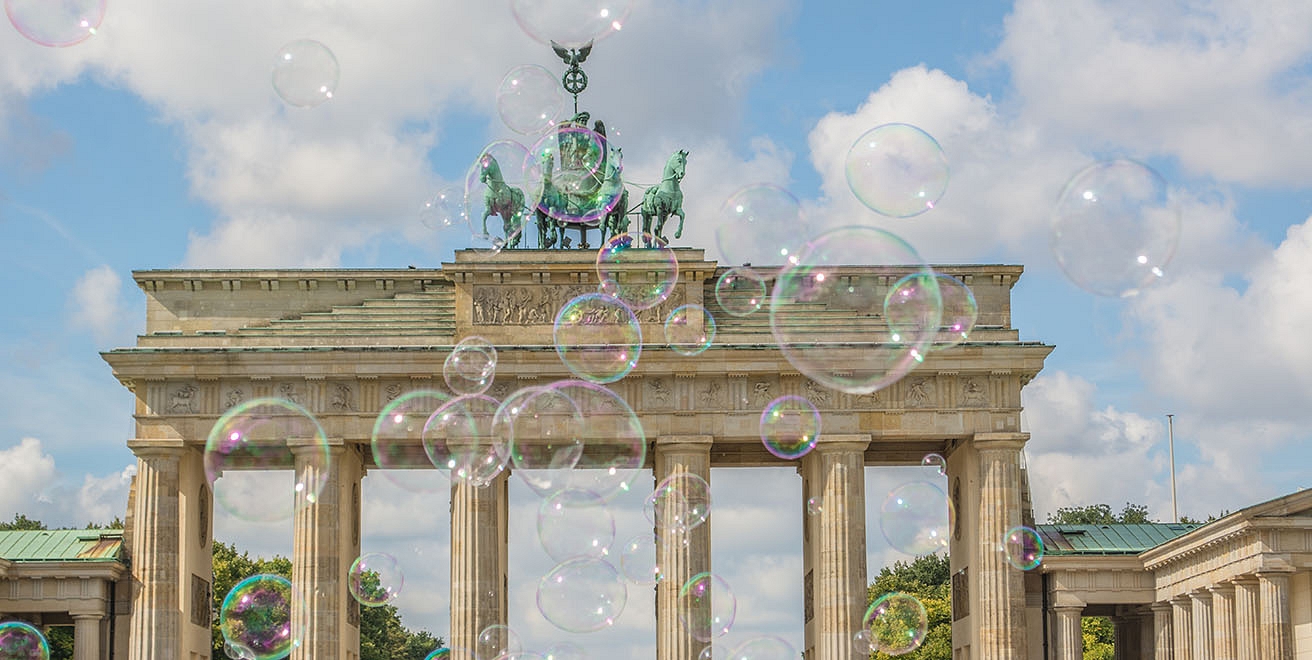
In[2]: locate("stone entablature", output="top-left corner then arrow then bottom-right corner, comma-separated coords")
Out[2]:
1042,556 -> 1157,608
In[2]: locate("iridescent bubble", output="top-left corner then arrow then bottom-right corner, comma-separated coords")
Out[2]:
476,624 -> 523,660
496,653 -> 547,660
205,398 -> 330,523
697,642 -> 729,660
665,304 -> 715,356
543,380 -> 647,499
714,185 -> 811,267
444,336 -> 498,396
421,187 -> 466,232
543,642 -> 587,660
423,394 -> 505,487
536,557 -> 628,633
510,0 -> 633,48
219,574 -> 300,660
4,0 -> 102,47
423,647 -> 477,660
224,640 -> 256,660
272,39 -> 339,108
553,293 -> 641,384
498,64 -> 566,135
845,123 -> 949,218
495,386 -> 585,497
727,636 -> 796,660
771,226 -> 940,395
645,472 -> 711,533
931,273 -> 978,348
879,481 -> 951,556
714,268 -> 767,317
371,390 -> 451,494
677,572 -> 736,642
537,488 -> 615,562
1001,526 -> 1045,570
760,395 -> 821,460
1051,159 -> 1181,297
805,495 -> 824,516
467,141 -> 532,250
348,552 -> 403,607
884,273 -> 944,362
0,621 -> 49,660
864,592 -> 928,656
619,534 -> 662,585
596,232 -> 679,310
851,630 -> 872,655
528,125 -> 621,225
920,453 -> 946,476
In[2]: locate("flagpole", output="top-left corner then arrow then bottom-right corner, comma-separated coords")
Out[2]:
1167,414 -> 1178,523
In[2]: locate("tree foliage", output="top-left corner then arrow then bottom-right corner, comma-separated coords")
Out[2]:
0,513 -> 48,531
866,553 -> 951,660
1082,616 -> 1114,660
1047,502 -> 1152,525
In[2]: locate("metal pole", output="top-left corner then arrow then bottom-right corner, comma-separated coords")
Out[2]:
1167,414 -> 1178,523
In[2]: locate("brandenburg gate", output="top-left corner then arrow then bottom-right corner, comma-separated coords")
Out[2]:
102,248 -> 1052,659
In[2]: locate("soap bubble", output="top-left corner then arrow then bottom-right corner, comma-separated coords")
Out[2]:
498,64 -> 566,135
771,226 -> 940,395
528,125 -> 621,225
348,553 -> 403,607
496,386 -> 585,497
543,642 -> 587,660
884,273 -> 944,357
596,233 -> 679,310
879,481 -> 951,556
219,574 -> 300,660
553,293 -> 641,384
423,394 -> 505,486
423,647 -> 477,660
619,534 -> 662,585
920,453 -> 946,476
930,273 -> 978,348
665,304 -> 715,356
714,268 -> 767,317
1001,526 -> 1044,570
805,495 -> 824,516
0,621 -> 48,660
539,380 -> 646,499
537,557 -> 628,633
845,123 -> 949,218
4,0 -> 103,47
677,572 -> 736,642
371,390 -> 451,494
714,185 -> 811,267
851,630 -> 873,655
205,398 -> 330,523
467,141 -> 532,249
444,336 -> 498,396
1051,159 -> 1180,297
727,636 -> 796,660
476,624 -> 523,660
537,488 -> 615,562
421,187 -> 466,232
272,39 -> 338,108
698,642 -> 729,660
645,472 -> 711,533
864,592 -> 928,655
511,0 -> 633,48
759,395 -> 821,460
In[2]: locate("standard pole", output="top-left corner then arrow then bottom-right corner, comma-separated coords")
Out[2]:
1167,414 -> 1178,523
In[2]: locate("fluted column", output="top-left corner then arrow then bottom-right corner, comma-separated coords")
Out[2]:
1258,572 -> 1294,660
72,614 -> 102,660
655,435 -> 713,660
974,433 -> 1029,660
1139,611 -> 1156,660
1232,577 -> 1260,660
126,439 -> 184,660
1053,605 -> 1084,660
1188,591 -> 1212,660
1208,584 -> 1235,660
1151,602 -> 1173,660
291,441 -> 363,660
1171,597 -> 1192,660
450,469 -> 509,653
800,434 -> 870,660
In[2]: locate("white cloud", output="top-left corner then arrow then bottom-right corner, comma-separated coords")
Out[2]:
68,265 -> 131,343
0,437 -> 134,528
0,438 -> 58,515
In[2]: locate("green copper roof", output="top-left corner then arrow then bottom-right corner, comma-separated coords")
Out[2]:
1036,523 -> 1202,556
0,529 -> 125,562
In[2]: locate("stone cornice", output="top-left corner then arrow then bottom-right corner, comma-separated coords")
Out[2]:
6,562 -> 125,581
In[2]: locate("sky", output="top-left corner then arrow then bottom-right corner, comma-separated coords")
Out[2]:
1,0 -> 1311,656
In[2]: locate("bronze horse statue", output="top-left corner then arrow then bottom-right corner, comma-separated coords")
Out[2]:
476,153 -> 526,249
640,149 -> 687,247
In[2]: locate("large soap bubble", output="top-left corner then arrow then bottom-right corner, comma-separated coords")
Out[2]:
537,488 -> 615,562
553,293 -> 642,384
677,573 -> 736,642
444,336 -> 498,396
423,394 -> 506,487
496,386 -> 586,497
498,64 -> 566,136
845,123 -> 949,218
1051,159 -> 1180,297
879,481 -> 951,556
4,0 -> 103,47
272,39 -> 339,108
371,390 -> 451,494
542,380 -> 647,499
714,268 -> 767,318
219,574 -> 300,660
0,621 -> 49,660
205,398 -> 330,523
645,472 -> 711,533
770,226 -> 940,395
759,395 -> 820,460
864,592 -> 929,655
511,0 -> 634,48
536,557 -> 628,633
476,624 -> 523,660
348,552 -> 403,607
596,233 -> 679,311
714,184 -> 811,267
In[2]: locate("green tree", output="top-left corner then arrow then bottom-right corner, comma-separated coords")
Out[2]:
1047,502 -> 1151,525
46,627 -> 74,660
1082,616 -> 1114,660
0,513 -> 48,531
866,553 -> 951,660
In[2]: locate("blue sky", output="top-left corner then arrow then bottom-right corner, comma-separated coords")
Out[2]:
2,0 -> 1311,656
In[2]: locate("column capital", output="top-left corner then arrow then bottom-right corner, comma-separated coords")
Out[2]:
1230,575 -> 1260,587
69,612 -> 103,621
287,436 -> 347,454
1188,590 -> 1212,602
655,435 -> 713,449
1052,604 -> 1085,614
127,438 -> 185,458
1255,567 -> 1296,579
811,434 -> 871,454
1209,582 -> 1236,596
1150,601 -> 1174,613
973,432 -> 1029,451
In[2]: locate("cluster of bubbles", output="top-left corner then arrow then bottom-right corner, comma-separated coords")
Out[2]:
0,621 -> 49,660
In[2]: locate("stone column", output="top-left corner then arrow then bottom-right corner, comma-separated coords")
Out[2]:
1151,602 -> 1173,660
800,434 -> 870,660
72,613 -> 102,660
1188,591 -> 1212,660
449,470 -> 509,654
1112,614 -> 1138,660
1170,597 -> 1192,660
291,441 -> 364,660
126,439 -> 184,660
1139,611 -> 1156,660
1258,572 -> 1294,660
654,435 -> 713,660
1053,605 -> 1084,660
974,433 -> 1029,660
1208,584 -> 1235,660
1232,577 -> 1260,660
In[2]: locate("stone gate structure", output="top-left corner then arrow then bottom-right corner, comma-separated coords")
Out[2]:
102,248 -> 1054,660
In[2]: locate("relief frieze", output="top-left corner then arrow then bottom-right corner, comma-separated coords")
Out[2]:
471,284 -> 686,326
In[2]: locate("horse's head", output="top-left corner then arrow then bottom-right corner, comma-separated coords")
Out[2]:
478,154 -> 502,184
667,149 -> 688,182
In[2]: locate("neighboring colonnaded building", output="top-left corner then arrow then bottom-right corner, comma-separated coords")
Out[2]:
0,249 -> 1306,659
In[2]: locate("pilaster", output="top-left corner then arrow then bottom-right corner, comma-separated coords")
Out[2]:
973,432 -> 1028,660
1188,591 -> 1212,660
1232,577 -> 1260,660
1208,583 -> 1235,660
800,434 -> 871,660
1170,597 -> 1192,660
1053,605 -> 1083,660
126,439 -> 184,660
1258,571 -> 1294,660
449,470 -> 509,654
1151,602 -> 1173,660
654,435 -> 713,660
